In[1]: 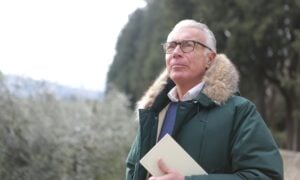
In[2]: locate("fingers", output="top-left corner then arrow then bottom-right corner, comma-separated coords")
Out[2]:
148,159 -> 169,180
157,158 -> 170,174
148,159 -> 184,180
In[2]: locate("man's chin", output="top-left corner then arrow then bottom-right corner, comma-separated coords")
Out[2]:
170,73 -> 188,83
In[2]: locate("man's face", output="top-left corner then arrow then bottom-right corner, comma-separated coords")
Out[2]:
165,27 -> 212,87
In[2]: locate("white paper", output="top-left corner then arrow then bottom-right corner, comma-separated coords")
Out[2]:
140,134 -> 207,176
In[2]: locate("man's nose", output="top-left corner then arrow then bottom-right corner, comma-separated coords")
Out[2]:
172,44 -> 183,54
171,45 -> 183,58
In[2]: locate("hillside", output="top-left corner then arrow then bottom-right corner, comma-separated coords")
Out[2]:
1,74 -> 102,100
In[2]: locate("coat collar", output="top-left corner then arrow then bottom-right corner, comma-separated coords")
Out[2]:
136,54 -> 240,110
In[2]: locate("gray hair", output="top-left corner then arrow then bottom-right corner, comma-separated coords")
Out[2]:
169,19 -> 217,53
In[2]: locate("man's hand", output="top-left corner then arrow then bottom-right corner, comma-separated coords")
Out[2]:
149,159 -> 184,180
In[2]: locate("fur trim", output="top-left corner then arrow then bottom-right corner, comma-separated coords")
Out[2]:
137,54 -> 239,108
136,69 -> 169,109
202,54 -> 239,105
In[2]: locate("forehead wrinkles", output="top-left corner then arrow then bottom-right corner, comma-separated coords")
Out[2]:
167,27 -> 205,42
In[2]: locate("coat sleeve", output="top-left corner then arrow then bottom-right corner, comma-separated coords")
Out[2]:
125,129 -> 140,180
186,100 -> 284,180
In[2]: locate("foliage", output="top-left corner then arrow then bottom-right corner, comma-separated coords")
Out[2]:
0,82 -> 137,180
107,0 -> 300,150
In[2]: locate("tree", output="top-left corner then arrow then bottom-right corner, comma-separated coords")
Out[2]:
107,0 -> 300,150
192,0 -> 300,150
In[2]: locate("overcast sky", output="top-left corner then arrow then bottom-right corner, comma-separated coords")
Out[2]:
0,0 -> 145,91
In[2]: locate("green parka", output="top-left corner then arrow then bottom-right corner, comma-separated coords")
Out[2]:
126,54 -> 283,180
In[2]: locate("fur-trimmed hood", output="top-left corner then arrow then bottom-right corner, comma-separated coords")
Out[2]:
137,54 -> 239,109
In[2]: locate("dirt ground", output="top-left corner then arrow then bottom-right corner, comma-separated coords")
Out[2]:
281,150 -> 300,180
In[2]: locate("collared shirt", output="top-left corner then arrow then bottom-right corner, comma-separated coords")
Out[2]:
167,82 -> 205,102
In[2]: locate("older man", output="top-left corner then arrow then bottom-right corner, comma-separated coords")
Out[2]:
126,19 -> 283,180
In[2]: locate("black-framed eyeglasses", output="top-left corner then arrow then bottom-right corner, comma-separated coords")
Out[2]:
161,40 -> 213,54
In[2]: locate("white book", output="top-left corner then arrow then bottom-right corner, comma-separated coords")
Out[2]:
140,134 -> 207,176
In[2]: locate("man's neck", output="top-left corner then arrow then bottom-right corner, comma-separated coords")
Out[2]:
176,87 -> 187,101
176,83 -> 200,100
168,81 -> 205,102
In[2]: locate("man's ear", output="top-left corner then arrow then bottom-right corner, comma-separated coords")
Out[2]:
206,52 -> 216,69
208,52 -> 216,61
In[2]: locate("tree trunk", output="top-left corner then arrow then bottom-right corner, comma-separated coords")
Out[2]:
285,92 -> 300,151
285,110 -> 294,150
291,100 -> 300,151
295,118 -> 300,151
255,71 -> 266,121
290,117 -> 300,151
265,86 -> 277,130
